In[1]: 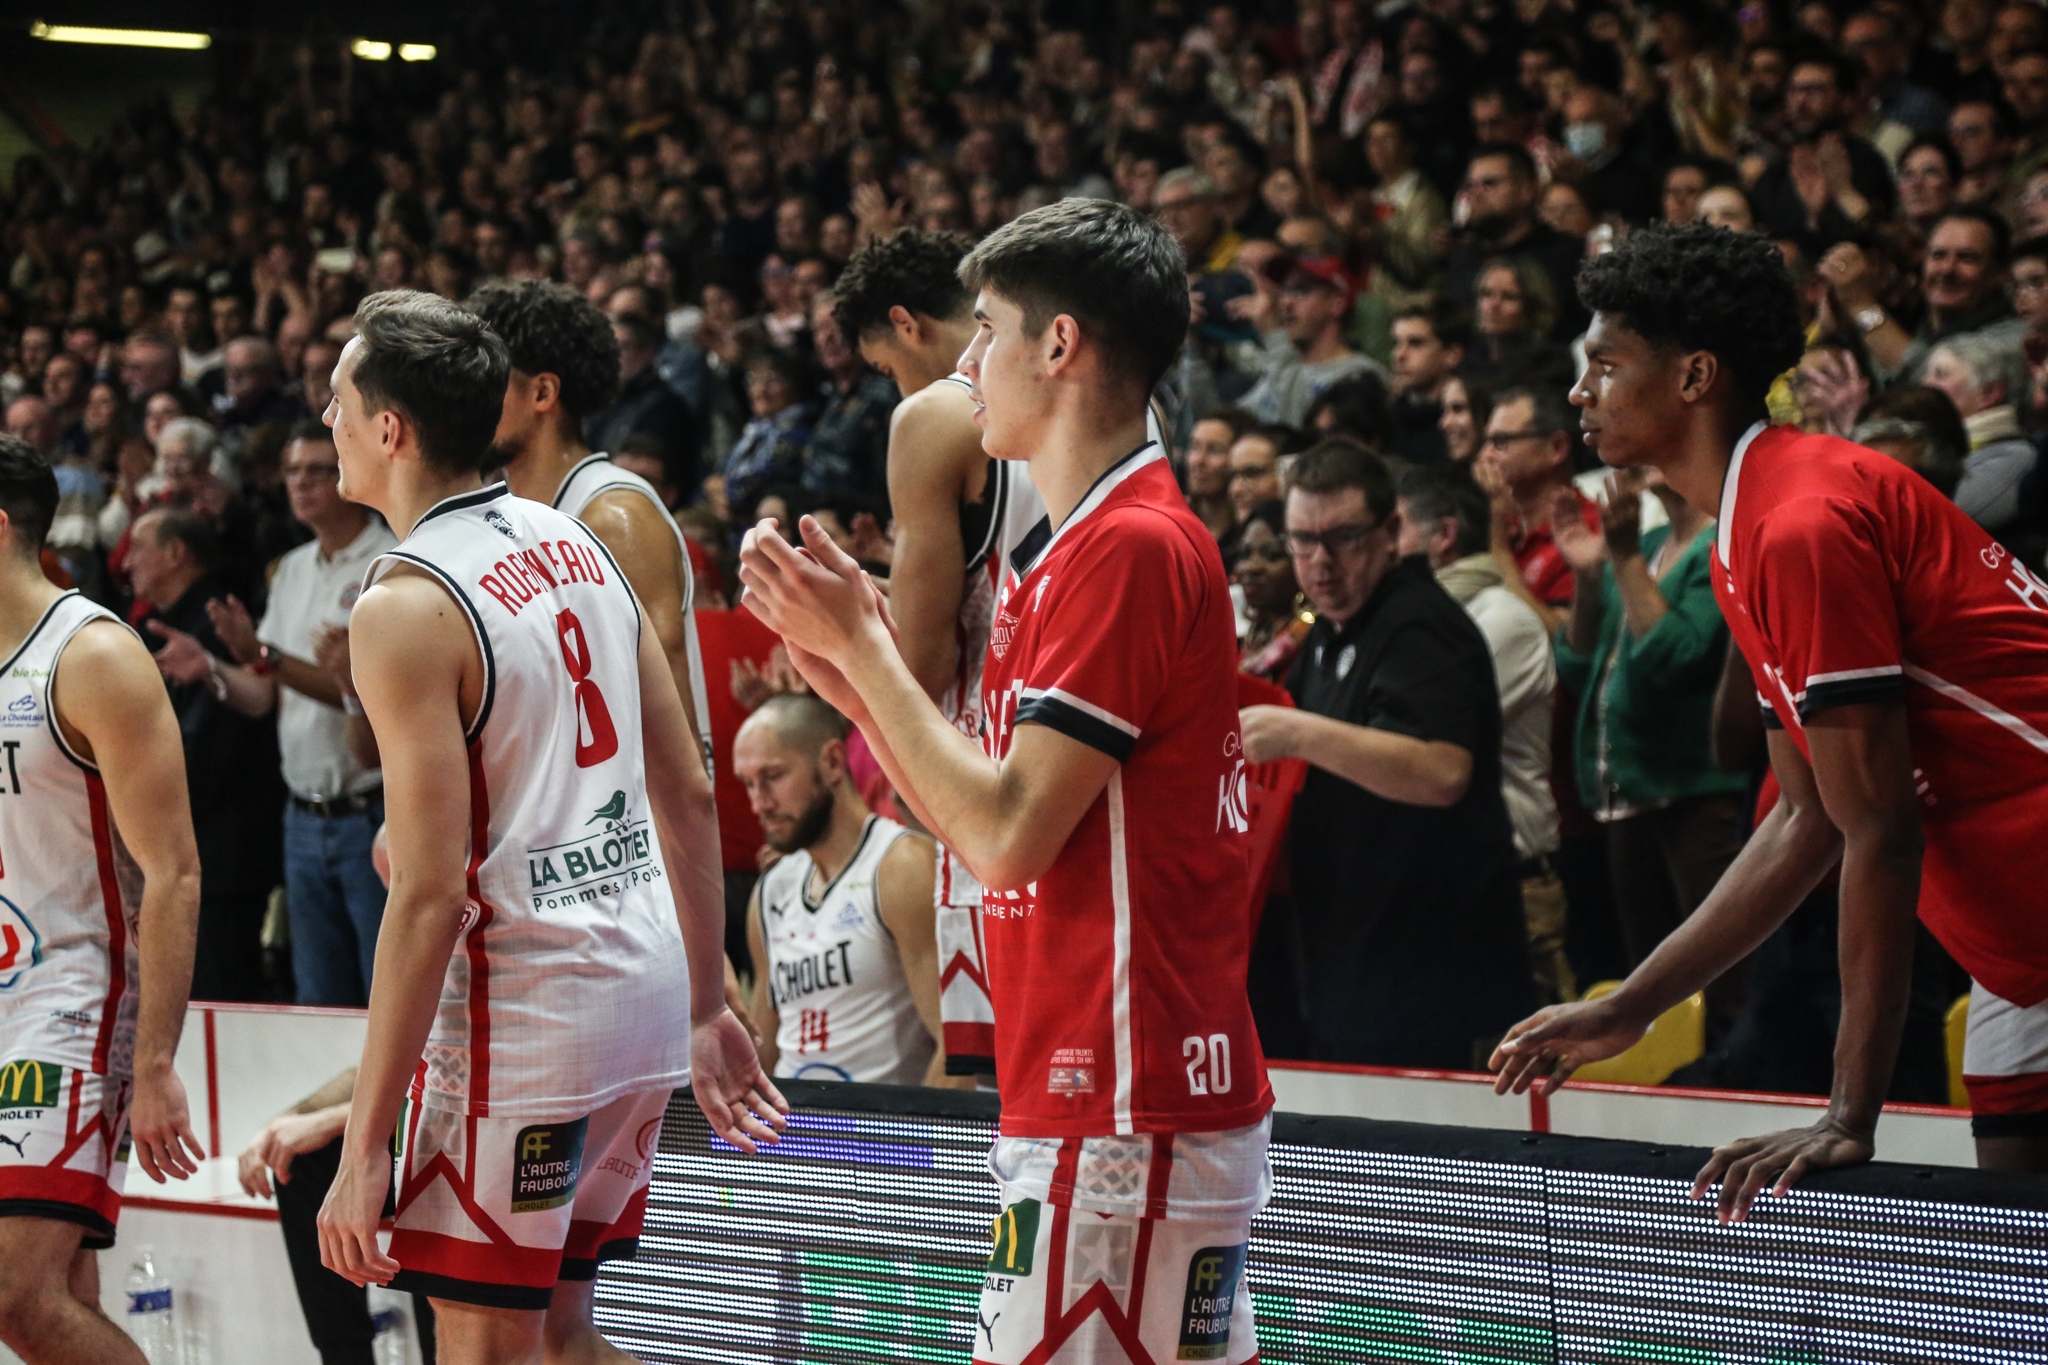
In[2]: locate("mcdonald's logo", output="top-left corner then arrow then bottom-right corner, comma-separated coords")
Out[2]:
0,1059 -> 59,1110
987,1199 -> 1039,1276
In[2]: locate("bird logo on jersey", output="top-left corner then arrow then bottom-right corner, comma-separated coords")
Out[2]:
0,896 -> 42,990
586,790 -> 628,832
485,509 -> 519,540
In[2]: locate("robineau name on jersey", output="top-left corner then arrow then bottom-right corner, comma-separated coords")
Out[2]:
524,788 -> 663,913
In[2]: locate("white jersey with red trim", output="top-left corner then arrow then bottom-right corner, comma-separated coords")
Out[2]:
1715,423 -> 2048,1006
932,371 -> 1043,1074
0,592 -> 143,1078
365,484 -> 690,1119
552,454 -> 713,774
759,815 -> 934,1085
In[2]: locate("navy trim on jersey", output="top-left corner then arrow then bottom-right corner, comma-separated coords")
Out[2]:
1798,674 -> 1908,720
376,551 -> 499,744
550,455 -> 612,510
800,816 -> 878,913
1016,693 -> 1137,762
413,481 -> 511,528
1009,517 -> 1051,578
1760,705 -> 1785,731
387,1268 -> 553,1312
961,457 -> 1009,575
1008,442 -> 1163,580
0,590 -> 74,680
46,605 -> 131,775
580,529 -> 644,649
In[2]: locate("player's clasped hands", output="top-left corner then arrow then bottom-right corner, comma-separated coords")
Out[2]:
738,515 -> 898,717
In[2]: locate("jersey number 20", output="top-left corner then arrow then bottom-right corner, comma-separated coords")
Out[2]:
1183,1034 -> 1232,1096
555,608 -> 619,767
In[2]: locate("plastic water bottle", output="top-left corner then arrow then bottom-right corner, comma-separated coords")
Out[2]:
123,1247 -> 177,1364
367,1285 -> 415,1365
370,1307 -> 407,1365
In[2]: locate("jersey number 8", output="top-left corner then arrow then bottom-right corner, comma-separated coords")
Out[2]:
1183,1034 -> 1232,1096
555,608 -> 619,768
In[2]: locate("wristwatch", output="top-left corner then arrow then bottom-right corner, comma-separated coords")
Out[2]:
1855,306 -> 1886,334
249,643 -> 276,676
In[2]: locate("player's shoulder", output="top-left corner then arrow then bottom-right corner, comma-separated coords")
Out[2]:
890,373 -> 976,439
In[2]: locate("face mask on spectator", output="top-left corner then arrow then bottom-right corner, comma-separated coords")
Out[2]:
1564,122 -> 1607,162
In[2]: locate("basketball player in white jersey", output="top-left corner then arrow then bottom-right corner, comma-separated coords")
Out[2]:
830,231 -> 1036,1079
0,435 -> 206,1365
312,292 -> 784,1364
734,694 -> 958,1086
465,280 -> 713,768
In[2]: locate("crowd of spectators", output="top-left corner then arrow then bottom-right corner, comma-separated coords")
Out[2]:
8,0 -> 2036,1095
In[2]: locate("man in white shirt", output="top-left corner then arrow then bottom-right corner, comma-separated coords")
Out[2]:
178,421 -> 396,1004
1397,464 -> 1570,1001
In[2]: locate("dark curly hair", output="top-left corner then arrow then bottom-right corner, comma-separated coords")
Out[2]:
1576,223 -> 1804,410
463,280 -> 621,420
831,229 -> 975,341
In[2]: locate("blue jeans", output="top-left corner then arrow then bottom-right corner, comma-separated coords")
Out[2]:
284,798 -> 387,1006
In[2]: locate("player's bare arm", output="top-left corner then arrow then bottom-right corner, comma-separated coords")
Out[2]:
1493,722 -> 1845,1100
319,569 -> 482,1288
237,1067 -> 357,1200
53,619 -> 205,1184
581,487 -> 711,765
882,387 -> 982,699
1238,705 -> 1473,807
873,832 -> 971,1088
632,589 -> 788,1149
744,885 -> 780,1076
742,519 -> 1121,890
1688,700 -> 1920,1221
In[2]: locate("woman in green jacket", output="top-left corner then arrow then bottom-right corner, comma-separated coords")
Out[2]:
1551,467 -> 1750,1003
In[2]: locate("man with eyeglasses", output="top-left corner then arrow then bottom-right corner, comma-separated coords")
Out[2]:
1441,144 -> 1587,343
1747,52 -> 1899,247
1476,385 -> 1597,632
169,421 -> 395,1005
1239,439 -> 1533,1068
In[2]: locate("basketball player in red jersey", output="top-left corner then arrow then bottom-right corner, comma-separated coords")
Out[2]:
743,200 -> 1271,1364
313,293 -> 782,1363
1492,224 -> 2048,1217
0,434 -> 205,1365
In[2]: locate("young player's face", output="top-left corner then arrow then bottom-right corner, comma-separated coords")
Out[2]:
1570,312 -> 1688,471
957,290 -> 1043,462
487,368 -> 550,467
324,338 -> 370,500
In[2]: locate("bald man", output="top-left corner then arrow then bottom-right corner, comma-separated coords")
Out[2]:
735,695 -> 963,1087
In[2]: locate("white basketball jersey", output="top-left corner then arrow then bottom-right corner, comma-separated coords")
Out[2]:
759,816 -> 932,1085
553,454 -> 713,774
0,593 -> 143,1077
365,485 -> 690,1119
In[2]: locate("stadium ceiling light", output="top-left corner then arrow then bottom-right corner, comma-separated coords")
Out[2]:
350,38 -> 392,60
398,43 -> 437,62
29,21 -> 211,49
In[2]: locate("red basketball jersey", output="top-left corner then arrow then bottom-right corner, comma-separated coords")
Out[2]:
979,445 -> 1273,1139
1714,423 -> 2048,1005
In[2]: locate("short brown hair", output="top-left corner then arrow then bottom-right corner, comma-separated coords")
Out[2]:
1285,438 -> 1396,522
958,199 -> 1189,393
